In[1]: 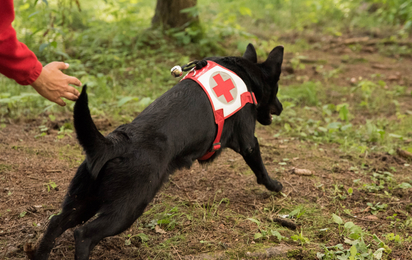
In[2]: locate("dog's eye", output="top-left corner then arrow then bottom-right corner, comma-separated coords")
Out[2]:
111,157 -> 124,164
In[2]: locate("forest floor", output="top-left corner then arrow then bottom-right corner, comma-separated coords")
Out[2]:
1,33 -> 412,259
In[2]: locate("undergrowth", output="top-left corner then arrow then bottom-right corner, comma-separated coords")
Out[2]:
1,1 -> 412,259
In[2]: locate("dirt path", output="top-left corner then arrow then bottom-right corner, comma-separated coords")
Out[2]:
1,40 -> 412,259
1,121 -> 411,259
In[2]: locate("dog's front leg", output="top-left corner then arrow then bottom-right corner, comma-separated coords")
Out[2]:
241,137 -> 283,192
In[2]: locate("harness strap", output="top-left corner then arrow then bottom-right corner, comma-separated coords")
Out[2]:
198,91 -> 256,161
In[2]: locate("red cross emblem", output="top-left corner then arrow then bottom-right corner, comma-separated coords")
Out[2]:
212,74 -> 235,103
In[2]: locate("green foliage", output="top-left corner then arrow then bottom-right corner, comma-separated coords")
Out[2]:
2,4 -> 412,257
272,75 -> 411,156
204,0 -> 412,35
48,210 -> 62,220
19,211 -> 27,218
289,205 -> 306,219
270,230 -> 286,241
385,233 -> 403,243
125,232 -> 149,245
320,214 -> 390,259
398,182 -> 412,189
146,206 -> 181,231
368,0 -> 412,32
366,202 -> 388,215
247,217 -> 287,241
57,125 -> 73,139
2,0 -> 412,120
332,213 -> 343,225
44,180 -> 57,192
280,81 -> 321,106
291,230 -> 310,245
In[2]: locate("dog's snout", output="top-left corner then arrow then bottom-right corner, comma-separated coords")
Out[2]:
270,98 -> 283,116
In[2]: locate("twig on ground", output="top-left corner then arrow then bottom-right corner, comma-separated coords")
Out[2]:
277,191 -> 291,203
284,180 -> 297,193
1,245 -> 8,260
388,200 -> 410,205
344,213 -> 383,223
170,180 -> 181,189
370,223 -> 382,230
397,148 -> 412,160
268,216 -> 297,230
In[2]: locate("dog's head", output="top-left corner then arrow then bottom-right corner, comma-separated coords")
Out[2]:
243,44 -> 283,125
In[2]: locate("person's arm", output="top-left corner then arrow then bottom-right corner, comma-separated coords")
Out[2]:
0,0 -> 81,106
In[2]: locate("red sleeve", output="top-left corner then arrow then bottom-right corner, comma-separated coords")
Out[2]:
0,0 -> 43,85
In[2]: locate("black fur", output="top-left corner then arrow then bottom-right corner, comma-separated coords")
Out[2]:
30,43 -> 284,260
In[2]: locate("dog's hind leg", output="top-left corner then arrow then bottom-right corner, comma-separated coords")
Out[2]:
73,202 -> 148,260
32,197 -> 99,260
32,164 -> 100,260
241,137 -> 283,192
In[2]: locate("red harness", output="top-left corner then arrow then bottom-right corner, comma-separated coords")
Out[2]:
182,61 -> 257,160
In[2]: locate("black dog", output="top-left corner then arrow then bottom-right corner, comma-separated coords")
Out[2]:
30,43 -> 284,260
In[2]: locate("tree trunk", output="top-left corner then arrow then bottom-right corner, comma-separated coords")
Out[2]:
152,0 -> 198,29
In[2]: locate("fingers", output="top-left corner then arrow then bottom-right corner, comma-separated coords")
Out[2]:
62,91 -> 79,101
50,62 -> 70,70
68,86 -> 80,97
55,98 -> 66,107
47,62 -> 82,87
67,76 -> 82,87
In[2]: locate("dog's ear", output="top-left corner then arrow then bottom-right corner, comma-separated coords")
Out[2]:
243,43 -> 257,63
262,45 -> 284,80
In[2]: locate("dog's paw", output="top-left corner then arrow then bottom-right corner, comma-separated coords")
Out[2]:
264,179 -> 283,192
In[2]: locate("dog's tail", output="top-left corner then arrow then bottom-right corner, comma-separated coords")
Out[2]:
74,85 -> 112,179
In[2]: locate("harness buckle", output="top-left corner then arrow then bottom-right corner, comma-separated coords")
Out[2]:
211,142 -> 221,151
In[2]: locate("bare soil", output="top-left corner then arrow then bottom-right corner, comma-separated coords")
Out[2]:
1,37 -> 412,259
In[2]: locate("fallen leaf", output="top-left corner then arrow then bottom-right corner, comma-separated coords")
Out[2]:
351,208 -> 362,214
344,37 -> 369,44
371,64 -> 391,70
362,46 -> 375,53
397,148 -> 412,159
364,215 -> 379,221
387,73 -> 401,81
279,145 -> 288,148
155,225 -> 166,234
291,167 -> 313,176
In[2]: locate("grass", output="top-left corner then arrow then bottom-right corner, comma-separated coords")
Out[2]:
128,159 -> 411,259
1,0 -> 412,259
273,74 -> 412,155
2,0 -> 412,119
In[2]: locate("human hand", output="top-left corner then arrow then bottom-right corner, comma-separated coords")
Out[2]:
30,62 -> 82,106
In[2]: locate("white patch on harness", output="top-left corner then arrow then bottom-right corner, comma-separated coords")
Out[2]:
195,65 -> 248,118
